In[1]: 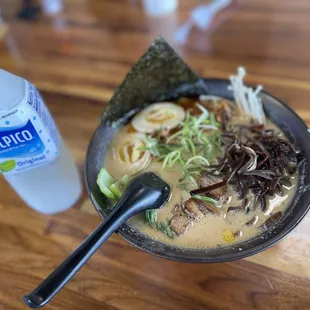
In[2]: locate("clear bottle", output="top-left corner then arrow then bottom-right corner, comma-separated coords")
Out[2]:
0,69 -> 82,214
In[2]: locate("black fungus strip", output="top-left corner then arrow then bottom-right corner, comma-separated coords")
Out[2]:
191,120 -> 304,219
245,215 -> 258,227
190,180 -> 227,196
279,176 -> 292,188
243,170 -> 275,180
259,211 -> 283,230
227,206 -> 244,213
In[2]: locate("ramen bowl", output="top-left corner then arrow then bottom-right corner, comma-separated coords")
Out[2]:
85,78 -> 310,263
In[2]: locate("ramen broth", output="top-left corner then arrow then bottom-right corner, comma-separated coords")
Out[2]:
104,112 -> 298,249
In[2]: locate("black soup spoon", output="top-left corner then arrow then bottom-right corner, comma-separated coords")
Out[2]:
24,172 -> 170,308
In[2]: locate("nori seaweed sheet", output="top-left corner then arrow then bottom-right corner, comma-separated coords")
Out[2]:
101,36 -> 209,126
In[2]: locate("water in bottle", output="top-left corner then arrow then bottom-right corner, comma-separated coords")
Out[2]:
0,69 -> 82,214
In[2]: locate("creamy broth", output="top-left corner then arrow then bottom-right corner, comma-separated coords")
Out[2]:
104,123 -> 297,249
99,69 -> 302,249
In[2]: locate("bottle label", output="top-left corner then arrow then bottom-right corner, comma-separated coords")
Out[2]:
0,81 -> 59,175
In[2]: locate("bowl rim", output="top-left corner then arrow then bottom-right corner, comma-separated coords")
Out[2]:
84,77 -> 310,263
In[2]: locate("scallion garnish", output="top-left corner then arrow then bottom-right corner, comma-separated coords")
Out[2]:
142,105 -> 222,184
191,195 -> 218,205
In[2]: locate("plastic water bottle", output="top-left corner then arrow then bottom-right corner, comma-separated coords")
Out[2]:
0,69 -> 82,214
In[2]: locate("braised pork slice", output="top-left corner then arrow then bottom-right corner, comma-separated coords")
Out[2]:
184,198 -> 221,218
198,175 -> 227,199
200,97 -> 233,123
183,199 -> 204,220
169,215 -> 192,235
203,201 -> 221,217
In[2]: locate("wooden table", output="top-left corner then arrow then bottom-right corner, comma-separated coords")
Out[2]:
1,0 -> 310,309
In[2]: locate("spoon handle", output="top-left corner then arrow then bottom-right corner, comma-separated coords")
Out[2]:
23,172 -> 170,308
23,203 -> 133,309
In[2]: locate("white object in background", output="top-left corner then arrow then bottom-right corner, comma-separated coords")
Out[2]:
175,0 -> 232,44
142,0 -> 178,16
41,0 -> 63,15
0,69 -> 82,214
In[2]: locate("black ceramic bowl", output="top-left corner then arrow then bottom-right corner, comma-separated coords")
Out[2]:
85,78 -> 310,263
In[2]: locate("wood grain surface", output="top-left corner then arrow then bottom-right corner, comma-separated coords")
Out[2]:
0,0 -> 310,309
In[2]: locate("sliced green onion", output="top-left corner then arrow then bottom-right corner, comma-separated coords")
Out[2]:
171,151 -> 181,165
186,156 -> 209,168
189,176 -> 198,187
195,103 -> 209,126
197,130 -> 209,144
141,104 -> 224,186
145,209 -> 157,225
158,219 -> 174,239
199,124 -> 218,130
162,152 -> 172,169
209,112 -> 220,128
185,138 -> 196,155
166,130 -> 183,143
192,195 -> 218,205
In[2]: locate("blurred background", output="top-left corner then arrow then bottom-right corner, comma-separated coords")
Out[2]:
0,0 -> 308,105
